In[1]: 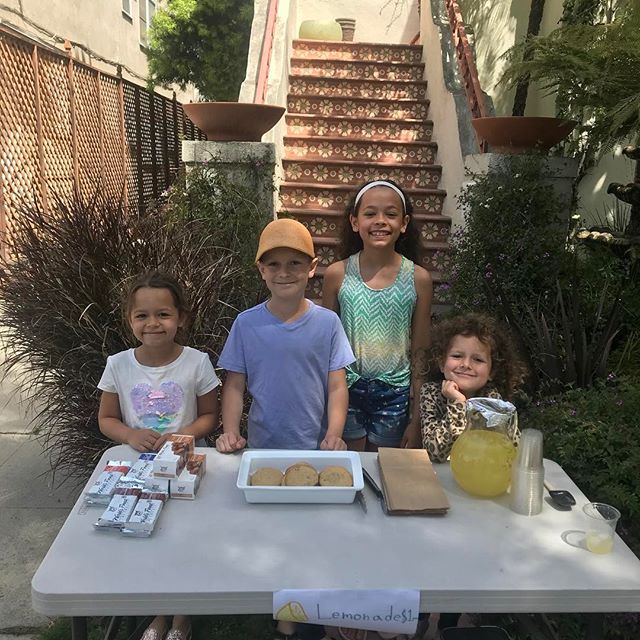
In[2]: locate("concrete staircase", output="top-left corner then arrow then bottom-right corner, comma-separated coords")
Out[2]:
279,39 -> 451,301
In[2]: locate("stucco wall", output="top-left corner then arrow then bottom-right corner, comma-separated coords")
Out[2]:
295,0 -> 419,44
0,0 -> 195,102
419,0 -> 465,227
456,0 -> 633,222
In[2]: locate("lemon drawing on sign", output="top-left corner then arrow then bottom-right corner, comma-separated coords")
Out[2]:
276,601 -> 308,622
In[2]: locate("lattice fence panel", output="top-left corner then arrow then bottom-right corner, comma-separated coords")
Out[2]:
73,64 -> 102,198
165,98 -> 178,180
0,35 -> 41,234
137,89 -> 154,206
100,74 -> 126,202
122,82 -> 140,212
37,49 -> 74,203
1,29 -> 204,234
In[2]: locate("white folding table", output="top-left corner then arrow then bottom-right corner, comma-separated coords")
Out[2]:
32,446 -> 640,639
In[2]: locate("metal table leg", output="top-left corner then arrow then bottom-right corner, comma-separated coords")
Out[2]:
71,617 -> 88,640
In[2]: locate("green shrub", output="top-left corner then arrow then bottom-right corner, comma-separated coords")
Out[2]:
449,154 -> 639,393
522,376 -> 640,555
449,154 -> 569,313
0,168 -> 267,479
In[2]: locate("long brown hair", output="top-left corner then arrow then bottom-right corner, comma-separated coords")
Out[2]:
336,179 -> 420,262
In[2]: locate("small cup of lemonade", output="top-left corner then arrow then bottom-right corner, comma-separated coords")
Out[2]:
583,502 -> 621,554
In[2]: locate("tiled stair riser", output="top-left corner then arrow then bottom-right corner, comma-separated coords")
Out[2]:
282,160 -> 442,189
292,40 -> 423,63
289,77 -> 427,100
280,185 -> 446,216
284,138 -> 437,165
287,96 -> 430,120
290,59 -> 425,81
285,115 -> 433,142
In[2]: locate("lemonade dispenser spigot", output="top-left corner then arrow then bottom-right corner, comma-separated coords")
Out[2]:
450,397 -> 517,497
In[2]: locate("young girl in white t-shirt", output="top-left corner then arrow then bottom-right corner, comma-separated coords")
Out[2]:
98,271 -> 220,640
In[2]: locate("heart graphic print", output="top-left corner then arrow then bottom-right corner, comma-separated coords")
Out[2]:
130,382 -> 184,432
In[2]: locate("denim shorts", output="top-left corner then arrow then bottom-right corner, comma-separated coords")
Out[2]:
343,378 -> 410,446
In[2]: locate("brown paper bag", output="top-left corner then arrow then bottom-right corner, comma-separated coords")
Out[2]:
378,447 -> 450,515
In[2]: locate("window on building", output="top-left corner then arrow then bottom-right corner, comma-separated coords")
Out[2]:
139,0 -> 156,47
122,0 -> 132,18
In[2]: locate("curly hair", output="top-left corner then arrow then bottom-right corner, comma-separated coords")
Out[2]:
336,179 -> 421,262
425,313 -> 528,399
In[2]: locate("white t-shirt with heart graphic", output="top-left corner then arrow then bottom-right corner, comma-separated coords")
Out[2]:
98,346 -> 220,434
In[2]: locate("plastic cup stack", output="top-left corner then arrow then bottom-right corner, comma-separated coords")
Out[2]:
510,428 -> 544,516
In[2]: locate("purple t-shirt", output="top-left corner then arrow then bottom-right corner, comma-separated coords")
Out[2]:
218,300 -> 355,449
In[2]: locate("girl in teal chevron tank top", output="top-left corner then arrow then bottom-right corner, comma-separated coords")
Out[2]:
322,180 -> 433,451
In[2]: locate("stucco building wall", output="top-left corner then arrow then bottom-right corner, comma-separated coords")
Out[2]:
0,0 -> 195,102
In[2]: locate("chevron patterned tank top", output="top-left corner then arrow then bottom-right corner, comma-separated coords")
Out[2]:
338,252 -> 417,388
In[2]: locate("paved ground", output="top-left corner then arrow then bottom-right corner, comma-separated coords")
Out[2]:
0,364 -> 81,637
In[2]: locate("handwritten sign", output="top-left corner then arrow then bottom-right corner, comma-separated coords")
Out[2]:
273,589 -> 420,635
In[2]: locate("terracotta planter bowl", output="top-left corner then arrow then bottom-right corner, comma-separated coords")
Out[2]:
182,102 -> 286,142
471,116 -> 577,154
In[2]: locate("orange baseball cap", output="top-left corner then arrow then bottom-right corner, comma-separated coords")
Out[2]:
255,218 -> 315,262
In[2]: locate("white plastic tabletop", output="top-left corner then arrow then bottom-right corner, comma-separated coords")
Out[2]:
32,446 -> 640,617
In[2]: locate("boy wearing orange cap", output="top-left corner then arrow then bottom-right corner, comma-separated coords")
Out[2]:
217,218 -> 355,454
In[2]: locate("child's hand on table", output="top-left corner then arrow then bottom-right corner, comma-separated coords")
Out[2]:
216,432 -> 247,453
320,434 -> 347,451
153,432 -> 172,451
127,428 -> 161,452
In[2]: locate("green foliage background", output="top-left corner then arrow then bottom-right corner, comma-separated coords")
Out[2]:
147,0 -> 254,101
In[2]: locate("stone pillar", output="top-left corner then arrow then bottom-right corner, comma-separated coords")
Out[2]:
182,141 -> 277,221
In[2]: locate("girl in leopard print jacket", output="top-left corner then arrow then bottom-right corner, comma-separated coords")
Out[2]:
420,313 -> 527,462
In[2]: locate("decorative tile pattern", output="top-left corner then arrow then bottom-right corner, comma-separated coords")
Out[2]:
289,77 -> 427,100
287,96 -> 429,120
280,187 -> 348,211
282,161 -> 441,188
284,139 -> 437,165
306,276 -> 324,300
418,219 -> 450,241
291,59 -> 424,81
281,185 -> 445,215
286,116 -> 433,142
293,41 -> 423,63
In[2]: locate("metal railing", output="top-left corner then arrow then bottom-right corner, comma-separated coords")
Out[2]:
444,0 -> 488,152
254,0 -> 279,104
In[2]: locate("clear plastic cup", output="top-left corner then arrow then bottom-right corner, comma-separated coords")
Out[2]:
583,502 -> 620,554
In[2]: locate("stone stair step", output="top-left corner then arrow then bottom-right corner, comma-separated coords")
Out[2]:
282,207 -> 451,245
280,182 -> 447,215
289,75 -> 427,100
286,114 -> 433,142
290,57 -> 425,81
284,136 -> 438,165
292,39 -> 423,63
281,159 -> 442,189
287,94 -> 430,119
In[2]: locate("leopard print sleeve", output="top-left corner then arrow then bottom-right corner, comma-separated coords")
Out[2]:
420,381 -> 467,463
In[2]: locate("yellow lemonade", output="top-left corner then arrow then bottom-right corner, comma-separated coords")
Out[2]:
450,429 -> 516,497
586,531 -> 614,554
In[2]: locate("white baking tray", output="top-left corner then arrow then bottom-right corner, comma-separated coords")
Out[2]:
237,450 -> 364,504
